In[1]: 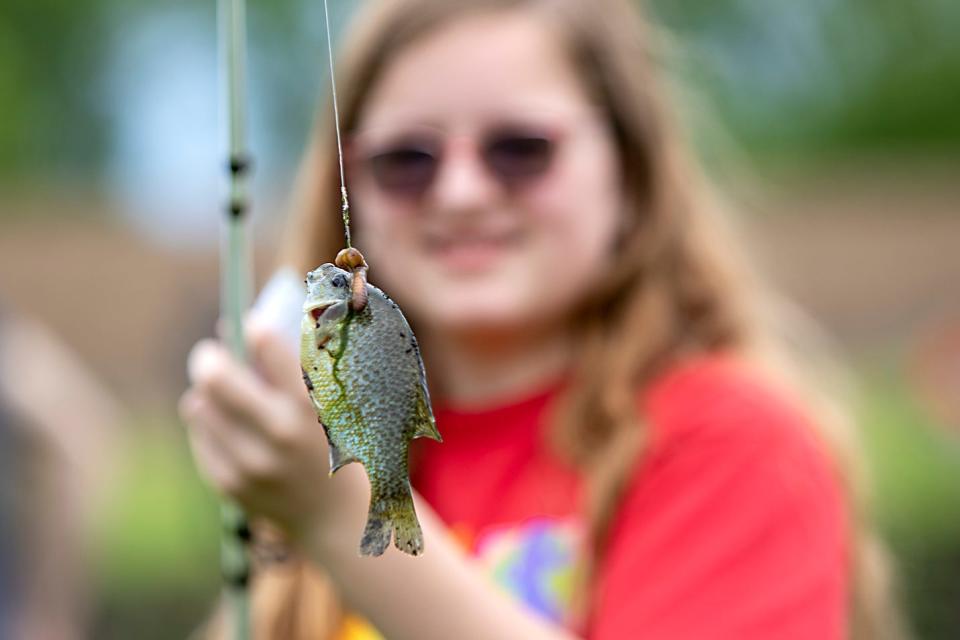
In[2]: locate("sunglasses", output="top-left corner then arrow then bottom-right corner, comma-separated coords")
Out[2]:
349,125 -> 562,199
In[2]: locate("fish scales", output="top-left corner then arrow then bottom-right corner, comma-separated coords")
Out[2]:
300,263 -> 440,556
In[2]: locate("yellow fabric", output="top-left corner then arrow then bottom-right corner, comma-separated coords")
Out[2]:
335,613 -> 384,640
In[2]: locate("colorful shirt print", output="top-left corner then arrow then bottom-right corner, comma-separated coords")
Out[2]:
476,518 -> 580,623
336,517 -> 581,639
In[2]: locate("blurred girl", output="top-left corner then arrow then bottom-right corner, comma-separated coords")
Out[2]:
181,0 -> 904,637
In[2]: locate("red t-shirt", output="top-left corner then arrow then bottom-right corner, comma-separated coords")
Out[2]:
412,355 -> 848,639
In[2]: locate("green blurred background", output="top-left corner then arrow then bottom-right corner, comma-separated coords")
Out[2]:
1,0 -> 958,637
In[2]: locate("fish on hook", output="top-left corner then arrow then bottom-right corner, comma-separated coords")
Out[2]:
300,263 -> 441,556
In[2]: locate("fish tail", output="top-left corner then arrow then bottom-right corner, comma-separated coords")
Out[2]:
360,487 -> 423,557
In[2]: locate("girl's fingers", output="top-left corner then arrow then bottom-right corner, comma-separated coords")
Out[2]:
186,336 -> 319,462
187,339 -> 279,435
247,320 -> 306,396
181,332 -> 329,526
181,389 -> 281,498
181,390 -> 243,495
181,385 -> 329,530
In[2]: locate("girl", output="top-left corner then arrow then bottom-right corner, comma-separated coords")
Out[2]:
181,0 -> 904,637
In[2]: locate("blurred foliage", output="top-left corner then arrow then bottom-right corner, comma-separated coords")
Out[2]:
0,0 -> 117,182
860,361 -> 960,640
864,368 -> 960,545
0,0 -> 957,187
651,0 -> 960,157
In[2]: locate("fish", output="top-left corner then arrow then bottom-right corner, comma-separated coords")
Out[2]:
300,263 -> 441,556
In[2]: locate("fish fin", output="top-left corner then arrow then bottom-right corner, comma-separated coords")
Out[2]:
360,488 -> 423,557
410,386 -> 442,442
311,301 -> 349,349
320,300 -> 349,325
411,416 -> 442,442
328,442 -> 360,475
308,393 -> 325,416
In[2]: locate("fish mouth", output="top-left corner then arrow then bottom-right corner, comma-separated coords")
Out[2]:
303,301 -> 337,323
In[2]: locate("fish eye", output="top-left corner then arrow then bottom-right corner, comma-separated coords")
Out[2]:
331,274 -> 347,289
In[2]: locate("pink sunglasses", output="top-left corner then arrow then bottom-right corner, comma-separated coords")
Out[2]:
349,123 -> 564,199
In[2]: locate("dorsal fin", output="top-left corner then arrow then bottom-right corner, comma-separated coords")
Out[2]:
406,343 -> 441,442
410,385 -> 442,442
412,417 -> 442,442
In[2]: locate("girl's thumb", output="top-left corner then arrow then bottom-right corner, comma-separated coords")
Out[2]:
246,318 -> 304,394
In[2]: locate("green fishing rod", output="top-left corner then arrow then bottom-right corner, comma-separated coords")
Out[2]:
218,0 -> 253,637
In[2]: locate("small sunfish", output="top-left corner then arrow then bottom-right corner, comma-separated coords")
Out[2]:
300,263 -> 441,556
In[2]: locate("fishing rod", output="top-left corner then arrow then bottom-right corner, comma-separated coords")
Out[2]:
218,0 -> 253,637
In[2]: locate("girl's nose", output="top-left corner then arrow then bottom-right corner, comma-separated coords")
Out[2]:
428,138 -> 499,215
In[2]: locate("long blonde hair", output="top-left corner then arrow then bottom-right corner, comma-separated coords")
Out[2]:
227,0 -> 906,637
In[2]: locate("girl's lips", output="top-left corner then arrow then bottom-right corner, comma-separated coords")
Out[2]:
423,232 -> 522,272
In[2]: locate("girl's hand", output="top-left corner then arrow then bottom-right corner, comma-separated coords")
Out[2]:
179,322 -> 333,539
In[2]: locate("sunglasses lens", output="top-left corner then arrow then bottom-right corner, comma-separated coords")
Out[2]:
484,133 -> 555,184
360,128 -> 557,197
368,145 -> 437,197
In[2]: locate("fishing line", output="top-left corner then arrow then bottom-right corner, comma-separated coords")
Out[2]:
323,0 -> 352,249
323,0 -> 370,312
